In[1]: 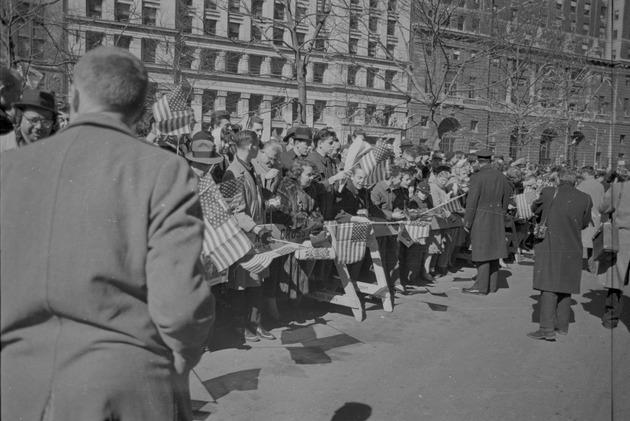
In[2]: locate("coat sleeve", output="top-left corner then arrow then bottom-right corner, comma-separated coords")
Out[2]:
463,175 -> 480,229
597,186 -> 614,215
146,156 -> 215,373
224,168 -> 258,233
582,195 -> 593,230
370,186 -> 392,220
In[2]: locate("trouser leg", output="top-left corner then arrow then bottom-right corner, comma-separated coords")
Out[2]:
246,286 -> 263,327
473,261 -> 490,293
488,260 -> 500,292
539,290 -> 558,334
555,293 -> 571,333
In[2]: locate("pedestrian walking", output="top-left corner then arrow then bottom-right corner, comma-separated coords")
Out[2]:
528,169 -> 592,341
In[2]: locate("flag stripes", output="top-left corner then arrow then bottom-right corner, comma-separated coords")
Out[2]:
198,174 -> 252,272
240,243 -> 304,274
330,222 -> 370,264
152,85 -> 193,136
514,190 -> 539,220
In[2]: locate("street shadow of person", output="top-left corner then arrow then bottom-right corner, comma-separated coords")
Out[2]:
530,294 -> 576,324
281,320 -> 362,365
330,402 -> 372,421
582,289 -> 630,333
497,269 -> 512,290
202,368 -> 261,401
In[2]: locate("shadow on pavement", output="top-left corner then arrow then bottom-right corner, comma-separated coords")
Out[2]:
281,322 -> 362,364
202,368 -> 261,401
581,289 -> 630,334
529,294 -> 576,324
497,269 -> 512,290
331,402 -> 372,421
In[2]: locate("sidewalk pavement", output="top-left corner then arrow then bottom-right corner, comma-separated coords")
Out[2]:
191,253 -> 630,421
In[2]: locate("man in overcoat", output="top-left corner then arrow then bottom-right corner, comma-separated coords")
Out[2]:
223,130 -> 276,342
529,169 -> 592,340
1,47 -> 215,421
577,166 -> 605,272
462,150 -> 513,295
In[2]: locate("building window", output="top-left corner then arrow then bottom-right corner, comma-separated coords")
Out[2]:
584,3 -> 590,16
226,92 -> 240,117
251,23 -> 262,42
471,18 -> 479,32
114,1 -> 131,21
370,0 -> 378,8
453,50 -> 460,61
387,19 -> 396,36
270,57 -> 285,78
346,102 -> 358,123
621,135 -> 626,144
87,0 -> 103,18
368,41 -> 377,57
141,38 -> 157,63
470,120 -> 478,132
385,70 -> 395,90
205,0 -> 217,10
366,68 -> 376,88
296,5 -> 307,21
271,96 -> 285,119
249,94 -> 263,115
179,47 -> 195,69
200,49 -> 217,71
252,0 -> 264,16
274,2 -> 285,20
420,116 -> 428,127
273,27 -> 284,45
180,15 -> 193,33
612,50 -> 616,60
583,23 -> 589,34
555,0 -> 562,11
349,37 -> 358,54
114,34 -> 131,49
204,19 -> 217,35
314,100 -> 326,123
613,29 -> 618,39
386,43 -> 395,56
297,32 -> 305,46
86,31 -> 104,51
228,0 -> 239,13
143,5 -> 157,26
369,16 -> 378,32
365,104 -> 376,125
249,55 -> 263,75
570,1 -> 576,13
202,89 -> 217,116
387,0 -> 396,12
347,66 -> 358,85
457,16 -> 464,30
228,22 -> 240,39
350,14 -> 359,30
225,52 -> 240,73
614,9 -> 619,20
313,63 -> 326,83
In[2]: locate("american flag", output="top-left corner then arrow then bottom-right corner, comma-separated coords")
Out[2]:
443,195 -> 464,214
360,142 -> 394,186
331,222 -> 370,264
401,222 -> 431,244
219,177 -> 244,212
514,190 -> 539,220
152,84 -> 193,136
240,243 -> 303,274
198,173 -> 252,272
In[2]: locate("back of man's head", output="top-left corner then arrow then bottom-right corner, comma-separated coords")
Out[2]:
73,47 -> 148,121
0,67 -> 24,109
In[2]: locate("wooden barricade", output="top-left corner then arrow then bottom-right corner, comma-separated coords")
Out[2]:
305,222 -> 395,321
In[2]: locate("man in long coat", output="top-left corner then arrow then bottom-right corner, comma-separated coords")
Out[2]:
1,47 -> 214,420
577,166 -> 605,272
529,169 -> 592,340
462,150 -> 513,295
597,181 -> 630,329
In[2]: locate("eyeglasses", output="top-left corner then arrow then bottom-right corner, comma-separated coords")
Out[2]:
23,115 -> 54,129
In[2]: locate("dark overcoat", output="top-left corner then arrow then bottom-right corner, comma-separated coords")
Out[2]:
463,165 -> 513,262
0,114 -> 215,421
532,184 -> 592,294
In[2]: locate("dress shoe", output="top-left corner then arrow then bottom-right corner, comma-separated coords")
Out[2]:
255,325 -> 276,340
555,329 -> 568,335
527,329 -> 556,341
244,328 -> 260,342
461,287 -> 488,296
421,272 -> 435,283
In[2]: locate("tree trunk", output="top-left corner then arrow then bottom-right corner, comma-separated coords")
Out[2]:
296,54 -> 307,125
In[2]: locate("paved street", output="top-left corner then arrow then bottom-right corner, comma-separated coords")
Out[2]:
191,254 -> 630,421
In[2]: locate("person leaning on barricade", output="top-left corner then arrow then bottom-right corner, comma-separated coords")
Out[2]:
267,160 -> 325,305
1,46 -> 215,421
280,125 -> 312,172
370,165 -> 406,294
223,130 -> 276,343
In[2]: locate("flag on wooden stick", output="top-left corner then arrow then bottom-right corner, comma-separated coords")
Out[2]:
153,84 -> 193,136
332,223 -> 370,264
198,173 -> 252,272
360,141 -> 394,186
240,243 -> 304,274
401,222 -> 431,244
443,195 -> 464,214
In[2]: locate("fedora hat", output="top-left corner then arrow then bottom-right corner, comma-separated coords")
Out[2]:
283,125 -> 312,143
185,138 -> 224,165
15,89 -> 57,115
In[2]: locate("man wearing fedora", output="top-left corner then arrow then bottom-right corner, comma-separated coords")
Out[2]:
0,88 -> 57,152
185,131 -> 228,182
280,125 -> 312,172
